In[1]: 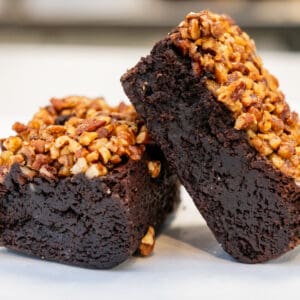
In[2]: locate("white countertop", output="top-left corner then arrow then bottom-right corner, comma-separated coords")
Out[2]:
0,44 -> 300,300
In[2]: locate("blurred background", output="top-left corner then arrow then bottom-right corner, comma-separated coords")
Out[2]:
0,0 -> 300,131
0,0 -> 299,50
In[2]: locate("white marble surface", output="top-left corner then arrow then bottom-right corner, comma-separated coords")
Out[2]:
0,45 -> 300,300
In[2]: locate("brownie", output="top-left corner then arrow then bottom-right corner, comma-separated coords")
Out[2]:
0,97 -> 178,269
121,11 -> 300,263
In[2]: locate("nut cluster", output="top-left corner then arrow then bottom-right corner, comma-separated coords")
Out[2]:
0,96 -> 160,182
172,11 -> 300,180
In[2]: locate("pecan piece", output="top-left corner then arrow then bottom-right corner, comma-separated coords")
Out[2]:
76,119 -> 106,135
138,226 -> 155,257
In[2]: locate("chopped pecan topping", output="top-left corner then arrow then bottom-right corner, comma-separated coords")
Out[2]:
0,97 -> 158,180
76,119 -> 106,135
46,125 -> 66,135
12,122 -> 28,134
172,10 -> 300,180
148,161 -> 161,178
3,136 -> 22,153
30,139 -> 46,154
234,113 -> 256,130
138,226 -> 156,257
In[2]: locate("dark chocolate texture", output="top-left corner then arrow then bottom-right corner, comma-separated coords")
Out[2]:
0,146 -> 178,269
121,38 -> 300,263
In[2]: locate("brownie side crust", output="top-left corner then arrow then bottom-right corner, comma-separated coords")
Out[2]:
0,147 -> 178,269
121,38 -> 300,263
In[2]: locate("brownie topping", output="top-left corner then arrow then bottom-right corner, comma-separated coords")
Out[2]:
0,96 -> 157,181
138,226 -> 156,257
171,10 -> 300,180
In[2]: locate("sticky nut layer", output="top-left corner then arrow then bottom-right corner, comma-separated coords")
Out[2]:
171,11 -> 300,180
0,97 -> 160,181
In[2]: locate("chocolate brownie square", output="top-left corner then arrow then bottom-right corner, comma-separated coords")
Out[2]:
0,96 -> 178,268
122,11 -> 300,263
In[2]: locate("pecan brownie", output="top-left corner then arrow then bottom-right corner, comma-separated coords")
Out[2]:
0,96 -> 178,268
121,11 -> 300,263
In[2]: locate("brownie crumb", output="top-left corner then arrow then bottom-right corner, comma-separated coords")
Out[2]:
0,97 -> 178,268
121,12 -> 300,263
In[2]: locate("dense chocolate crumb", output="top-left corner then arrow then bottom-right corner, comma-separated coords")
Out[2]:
0,146 -> 178,269
121,37 -> 300,263
0,97 -> 179,268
